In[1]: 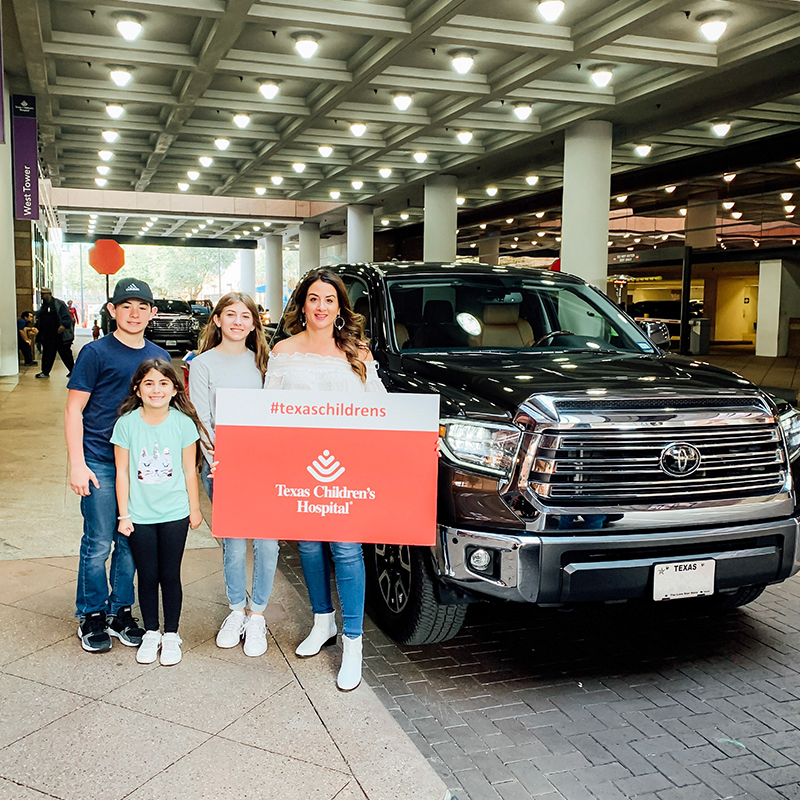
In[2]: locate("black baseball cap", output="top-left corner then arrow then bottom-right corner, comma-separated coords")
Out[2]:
111,278 -> 154,305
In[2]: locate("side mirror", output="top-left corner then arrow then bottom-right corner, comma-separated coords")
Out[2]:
642,320 -> 671,350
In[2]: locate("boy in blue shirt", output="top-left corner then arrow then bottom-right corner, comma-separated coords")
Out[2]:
66,279 -> 170,652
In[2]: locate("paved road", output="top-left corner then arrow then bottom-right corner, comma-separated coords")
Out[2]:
281,549 -> 800,800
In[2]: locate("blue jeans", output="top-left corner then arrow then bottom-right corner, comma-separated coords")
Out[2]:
297,541 -> 365,638
76,459 -> 136,618
202,460 -> 279,613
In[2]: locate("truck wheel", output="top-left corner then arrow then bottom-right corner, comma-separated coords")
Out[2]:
708,584 -> 767,610
364,543 -> 467,645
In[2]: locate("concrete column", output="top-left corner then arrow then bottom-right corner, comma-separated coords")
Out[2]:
560,120 -> 612,289
703,271 -> 719,341
299,222 -> 320,273
264,234 -> 284,323
686,193 -> 717,249
239,248 -> 256,297
478,236 -> 499,266
423,174 -> 458,263
347,205 -> 373,263
756,260 -> 800,357
0,83 -> 18,376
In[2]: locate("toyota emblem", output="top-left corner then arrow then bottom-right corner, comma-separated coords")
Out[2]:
659,442 -> 701,477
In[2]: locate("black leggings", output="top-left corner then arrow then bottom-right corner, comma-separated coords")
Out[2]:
128,517 -> 189,633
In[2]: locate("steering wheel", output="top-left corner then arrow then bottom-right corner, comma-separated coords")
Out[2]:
533,330 -> 574,347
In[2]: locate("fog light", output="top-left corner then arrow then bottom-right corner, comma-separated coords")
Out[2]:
469,548 -> 492,571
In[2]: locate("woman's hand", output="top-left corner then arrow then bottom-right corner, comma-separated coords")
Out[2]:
189,509 -> 203,530
118,519 -> 134,536
209,459 -> 219,478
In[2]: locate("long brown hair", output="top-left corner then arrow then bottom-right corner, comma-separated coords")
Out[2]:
283,268 -> 368,381
118,358 -> 212,468
198,292 -> 269,378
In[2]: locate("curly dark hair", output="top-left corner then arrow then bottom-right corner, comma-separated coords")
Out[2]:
282,268 -> 369,381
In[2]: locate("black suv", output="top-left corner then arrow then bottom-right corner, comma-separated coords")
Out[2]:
146,299 -> 201,352
273,263 -> 800,645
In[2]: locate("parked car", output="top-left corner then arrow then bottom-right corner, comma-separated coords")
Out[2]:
271,263 -> 800,645
146,299 -> 201,352
628,299 -> 703,340
190,302 -> 211,327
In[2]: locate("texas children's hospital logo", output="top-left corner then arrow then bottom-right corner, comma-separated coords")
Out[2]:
275,449 -> 376,517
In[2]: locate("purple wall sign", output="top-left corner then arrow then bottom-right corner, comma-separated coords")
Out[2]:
11,95 -> 38,221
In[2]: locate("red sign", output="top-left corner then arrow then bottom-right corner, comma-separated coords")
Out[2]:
212,390 -> 440,545
89,239 -> 125,275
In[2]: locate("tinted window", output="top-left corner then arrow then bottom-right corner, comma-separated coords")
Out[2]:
154,299 -> 192,314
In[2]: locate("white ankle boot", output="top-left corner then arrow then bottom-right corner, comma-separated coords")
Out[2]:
337,635 -> 362,691
295,612 -> 337,657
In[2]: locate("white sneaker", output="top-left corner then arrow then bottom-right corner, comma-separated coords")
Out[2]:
216,610 -> 247,648
160,633 -> 182,666
243,614 -> 268,657
136,630 -> 161,664
296,612 -> 337,657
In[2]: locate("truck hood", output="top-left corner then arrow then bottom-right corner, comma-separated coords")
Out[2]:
390,350 -> 764,421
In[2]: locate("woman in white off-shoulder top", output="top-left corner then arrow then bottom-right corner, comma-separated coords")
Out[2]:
268,268 -> 386,691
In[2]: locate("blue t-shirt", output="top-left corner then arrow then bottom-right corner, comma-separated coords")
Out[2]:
110,407 -> 199,525
17,317 -> 27,332
67,334 -> 170,463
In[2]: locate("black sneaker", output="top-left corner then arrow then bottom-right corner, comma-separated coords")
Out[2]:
78,611 -> 112,653
35,372 -> 49,379
107,607 -> 145,646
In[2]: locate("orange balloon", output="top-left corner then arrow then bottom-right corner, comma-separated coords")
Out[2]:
88,239 -> 125,275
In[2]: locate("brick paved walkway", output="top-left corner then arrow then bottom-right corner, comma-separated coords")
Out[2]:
282,549 -> 800,800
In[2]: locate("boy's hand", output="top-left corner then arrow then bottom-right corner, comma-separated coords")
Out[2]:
70,464 -> 100,496
189,509 -> 203,530
209,460 -> 219,479
118,519 -> 134,536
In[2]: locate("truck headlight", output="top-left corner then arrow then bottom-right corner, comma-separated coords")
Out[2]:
779,406 -> 800,462
439,419 -> 521,478
191,318 -> 200,331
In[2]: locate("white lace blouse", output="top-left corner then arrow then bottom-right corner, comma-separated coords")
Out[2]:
264,351 -> 387,393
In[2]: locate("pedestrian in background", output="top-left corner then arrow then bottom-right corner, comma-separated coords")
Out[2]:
35,288 -> 75,379
68,300 -> 80,327
17,311 -> 38,367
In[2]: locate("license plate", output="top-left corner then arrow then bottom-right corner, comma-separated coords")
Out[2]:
653,559 -> 715,601
166,340 -> 177,348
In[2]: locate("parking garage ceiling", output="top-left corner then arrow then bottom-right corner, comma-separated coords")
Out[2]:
3,0 -> 800,249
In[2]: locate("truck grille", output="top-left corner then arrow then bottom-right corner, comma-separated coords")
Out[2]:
524,409 -> 787,506
149,318 -> 191,332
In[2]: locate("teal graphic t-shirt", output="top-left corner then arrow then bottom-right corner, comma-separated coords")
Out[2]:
111,407 -> 200,525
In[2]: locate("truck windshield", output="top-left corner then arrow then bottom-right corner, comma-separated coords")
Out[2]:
154,300 -> 192,315
386,274 -> 656,354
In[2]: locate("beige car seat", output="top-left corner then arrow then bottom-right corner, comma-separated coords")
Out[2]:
479,303 -> 534,347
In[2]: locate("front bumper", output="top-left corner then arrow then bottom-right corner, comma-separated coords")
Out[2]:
433,516 -> 800,604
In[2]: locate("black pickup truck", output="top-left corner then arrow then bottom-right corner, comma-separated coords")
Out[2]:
273,262 -> 800,645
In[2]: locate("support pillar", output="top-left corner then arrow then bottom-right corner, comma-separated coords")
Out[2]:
239,248 -> 256,297
0,84 -> 18,376
756,260 -> 800,357
299,222 -> 320,273
264,234 -> 284,323
478,236 -> 499,266
347,205 -> 373,263
423,174 -> 458,263
685,192 -> 717,249
560,120 -> 612,289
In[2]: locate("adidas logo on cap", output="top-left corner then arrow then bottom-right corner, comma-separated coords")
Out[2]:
125,283 -> 140,291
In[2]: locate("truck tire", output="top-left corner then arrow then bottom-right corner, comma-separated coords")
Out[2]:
364,543 -> 467,645
708,584 -> 767,610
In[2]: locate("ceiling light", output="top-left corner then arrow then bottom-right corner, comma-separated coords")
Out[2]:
178,182 -> 189,191
664,185 -> 676,193
513,102 -> 532,121
381,219 -> 390,226
457,131 -> 473,145
616,195 -> 627,203
252,225 -> 260,231
242,230 -> 250,236
510,243 -> 518,249
781,192 -> 793,201
293,33 -> 320,59
392,92 -> 413,112
486,186 -> 498,197
712,121 -> 731,137
94,178 -> 107,187
115,15 -> 143,41
413,151 -> 428,164
255,187 -> 266,196
292,162 -> 306,173
351,180 -> 364,190
234,234 -> 240,240
233,113 -> 250,129
109,69 -> 132,87
722,201 -> 735,210
318,145 -> 333,158
538,231 -> 547,237
506,218 -> 514,224
329,190 -> 341,200
731,211 -> 742,219
150,216 -> 158,222
698,12 -> 730,43
723,173 -> 736,182
470,243 -> 476,248
199,156 -> 213,168
198,223 -> 206,229
349,122 -> 367,137
786,205 -> 796,213
191,228 -> 198,234
105,104 -> 124,119
590,66 -> 613,88
258,81 -> 280,100
537,0 -> 565,23
187,170 -> 200,181
634,144 -> 651,157
456,196 -> 465,206
479,223 -> 487,229
400,212 -> 412,222
215,138 -> 230,150
270,175 -> 283,185
450,50 -> 475,74
96,166 -> 110,176
206,219 -> 214,224
661,234 -> 669,241
535,211 -> 545,219
634,238 -> 641,243
98,150 -> 114,161
379,167 -> 392,179
101,130 -> 118,143
525,175 -> 539,186
89,214 -> 98,219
